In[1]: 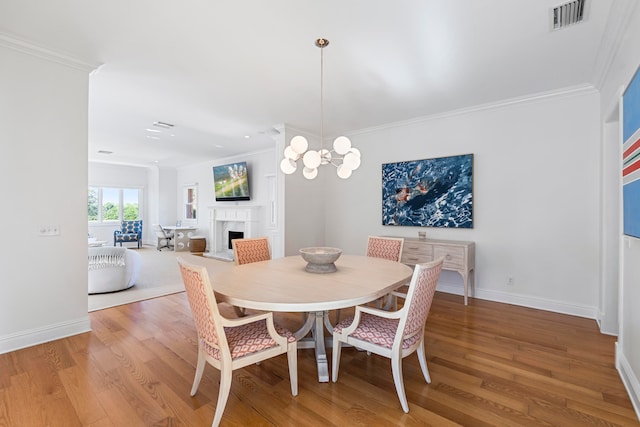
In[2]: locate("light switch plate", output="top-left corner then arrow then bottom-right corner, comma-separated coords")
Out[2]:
39,225 -> 60,236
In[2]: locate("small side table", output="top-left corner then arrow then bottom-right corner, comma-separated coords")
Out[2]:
189,236 -> 206,252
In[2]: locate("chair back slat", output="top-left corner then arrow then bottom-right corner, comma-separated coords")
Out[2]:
366,236 -> 404,262
402,258 -> 443,340
232,237 -> 271,265
178,260 -> 221,349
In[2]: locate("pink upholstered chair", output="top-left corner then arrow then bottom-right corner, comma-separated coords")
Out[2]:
232,237 -> 271,265
177,258 -> 298,427
366,236 -> 404,262
231,237 -> 272,316
331,258 -> 443,413
332,236 -> 406,324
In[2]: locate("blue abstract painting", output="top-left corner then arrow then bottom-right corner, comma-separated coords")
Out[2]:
382,154 -> 473,228
623,65 -> 640,238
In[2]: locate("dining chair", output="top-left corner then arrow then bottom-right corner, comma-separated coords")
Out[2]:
367,236 -> 405,310
230,236 -> 272,316
366,235 -> 404,261
232,237 -> 271,265
177,257 -> 298,427
331,258 -> 443,413
331,236 -> 406,326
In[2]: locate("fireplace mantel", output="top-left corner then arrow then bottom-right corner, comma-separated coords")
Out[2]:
204,205 -> 261,261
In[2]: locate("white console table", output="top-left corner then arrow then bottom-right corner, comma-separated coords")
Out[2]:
396,237 -> 475,305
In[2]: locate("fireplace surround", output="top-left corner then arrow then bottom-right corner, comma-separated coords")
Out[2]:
204,206 -> 260,261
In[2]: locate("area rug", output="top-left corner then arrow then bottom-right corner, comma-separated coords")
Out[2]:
88,246 -> 212,312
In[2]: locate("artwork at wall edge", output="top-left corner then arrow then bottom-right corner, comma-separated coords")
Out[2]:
382,154 -> 473,228
622,64 -> 640,238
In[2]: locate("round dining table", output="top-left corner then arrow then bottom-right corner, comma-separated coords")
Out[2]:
204,254 -> 413,382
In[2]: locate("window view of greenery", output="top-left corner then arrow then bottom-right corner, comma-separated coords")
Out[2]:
123,188 -> 139,220
88,188 -> 98,221
102,187 -> 120,220
88,187 -> 140,223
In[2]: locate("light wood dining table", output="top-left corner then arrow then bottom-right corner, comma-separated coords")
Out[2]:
204,254 -> 413,382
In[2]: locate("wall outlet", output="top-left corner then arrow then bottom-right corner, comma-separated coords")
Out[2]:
39,225 -> 60,236
507,277 -> 514,286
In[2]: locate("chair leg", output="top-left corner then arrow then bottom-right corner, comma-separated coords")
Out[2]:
391,355 -> 409,413
287,343 -> 298,396
233,306 -> 246,317
416,342 -> 431,384
190,347 -> 206,396
212,368 -> 233,427
331,335 -> 342,382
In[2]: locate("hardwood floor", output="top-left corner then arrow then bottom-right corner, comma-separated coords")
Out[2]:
1,292 -> 638,426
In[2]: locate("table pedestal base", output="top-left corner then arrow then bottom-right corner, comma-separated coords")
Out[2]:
294,311 -> 334,382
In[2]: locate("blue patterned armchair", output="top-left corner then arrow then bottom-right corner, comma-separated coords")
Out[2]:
114,220 -> 143,248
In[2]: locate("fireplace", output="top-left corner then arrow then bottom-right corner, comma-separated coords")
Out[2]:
204,206 -> 261,261
228,231 -> 244,249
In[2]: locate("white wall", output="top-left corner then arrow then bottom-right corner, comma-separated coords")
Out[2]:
282,127 -> 328,255
319,89 -> 602,317
0,39 -> 95,353
599,1 -> 640,416
176,149 -> 277,253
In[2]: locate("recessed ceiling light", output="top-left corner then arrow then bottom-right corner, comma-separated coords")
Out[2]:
215,144 -> 224,149
146,128 -> 161,133
244,135 -> 251,139
146,135 -> 160,140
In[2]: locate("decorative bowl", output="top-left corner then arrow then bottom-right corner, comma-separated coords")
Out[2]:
299,247 -> 342,273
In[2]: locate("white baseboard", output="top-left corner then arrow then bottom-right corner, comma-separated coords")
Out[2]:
617,343 -> 640,421
0,316 -> 91,355
436,282 -> 598,319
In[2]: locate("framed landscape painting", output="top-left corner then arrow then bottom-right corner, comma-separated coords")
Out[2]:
382,154 -> 473,228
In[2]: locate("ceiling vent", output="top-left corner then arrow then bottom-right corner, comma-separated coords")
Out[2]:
153,121 -> 174,129
97,150 -> 113,155
551,0 -> 586,30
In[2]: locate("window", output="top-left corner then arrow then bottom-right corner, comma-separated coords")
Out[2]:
89,187 -> 141,223
183,183 -> 198,224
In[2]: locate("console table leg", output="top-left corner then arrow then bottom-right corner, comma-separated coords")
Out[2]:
462,272 -> 469,306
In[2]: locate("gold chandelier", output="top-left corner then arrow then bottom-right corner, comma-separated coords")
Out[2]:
280,38 -> 361,179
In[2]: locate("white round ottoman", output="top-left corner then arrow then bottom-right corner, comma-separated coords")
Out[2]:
88,247 -> 142,294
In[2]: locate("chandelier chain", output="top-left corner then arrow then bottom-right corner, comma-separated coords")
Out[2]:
320,40 -> 324,153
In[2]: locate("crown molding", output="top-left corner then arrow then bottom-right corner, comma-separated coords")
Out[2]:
0,31 -> 100,72
350,84 -> 599,137
592,0 -> 638,90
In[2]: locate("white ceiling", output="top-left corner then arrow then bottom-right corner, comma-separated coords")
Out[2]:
0,1 -> 617,168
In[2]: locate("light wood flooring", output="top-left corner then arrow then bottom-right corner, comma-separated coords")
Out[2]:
1,292 -> 638,426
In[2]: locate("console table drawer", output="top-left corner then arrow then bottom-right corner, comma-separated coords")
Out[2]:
434,245 -> 465,269
401,242 -> 433,265
391,236 -> 475,305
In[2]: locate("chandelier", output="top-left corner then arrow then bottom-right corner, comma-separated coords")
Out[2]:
280,38 -> 361,180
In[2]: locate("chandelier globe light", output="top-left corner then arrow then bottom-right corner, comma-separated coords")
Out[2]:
280,38 -> 361,180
